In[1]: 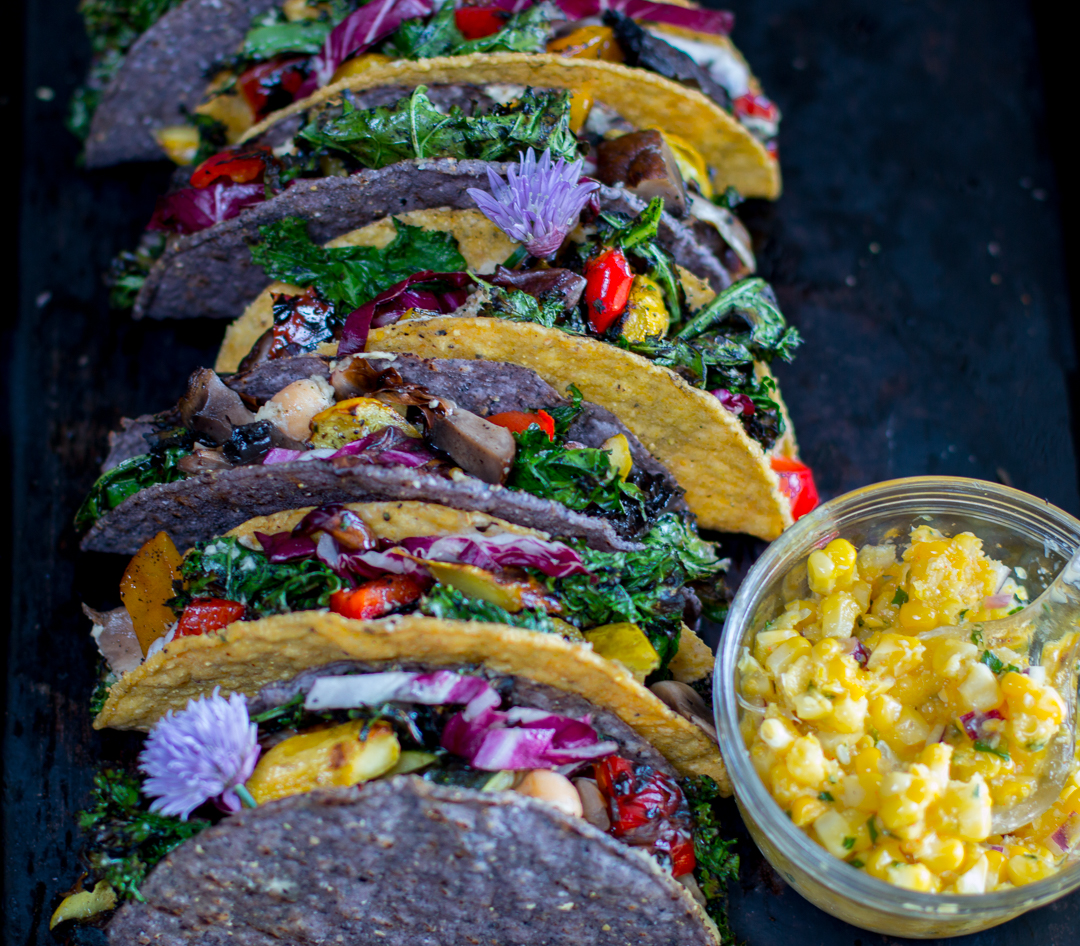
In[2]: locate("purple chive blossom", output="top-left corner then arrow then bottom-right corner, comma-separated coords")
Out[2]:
139,690 -> 260,820
467,149 -> 599,258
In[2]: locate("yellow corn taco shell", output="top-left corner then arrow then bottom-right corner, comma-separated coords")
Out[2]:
366,317 -> 794,538
239,52 -> 779,199
95,612 -> 727,789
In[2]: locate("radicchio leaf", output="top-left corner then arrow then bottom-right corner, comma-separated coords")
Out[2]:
555,0 -> 733,35
304,670 -> 497,711
147,183 -> 266,234
337,271 -> 474,356
398,532 -> 588,578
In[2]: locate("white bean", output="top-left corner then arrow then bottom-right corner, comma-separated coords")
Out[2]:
257,377 -> 334,442
572,777 -> 610,831
514,770 -> 583,818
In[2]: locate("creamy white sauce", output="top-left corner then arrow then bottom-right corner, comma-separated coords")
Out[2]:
651,31 -> 751,99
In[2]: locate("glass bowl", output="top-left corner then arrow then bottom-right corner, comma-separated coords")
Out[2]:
714,476 -> 1080,938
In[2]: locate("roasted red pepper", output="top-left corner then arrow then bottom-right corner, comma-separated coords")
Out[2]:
584,247 -> 634,334
238,57 -> 308,119
594,755 -> 696,877
175,598 -> 246,637
770,456 -> 820,520
487,409 -> 556,441
190,146 -> 272,188
733,92 -> 779,124
268,289 -> 337,360
454,6 -> 509,39
330,574 -> 428,621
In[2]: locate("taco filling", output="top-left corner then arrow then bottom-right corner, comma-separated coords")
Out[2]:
59,675 -> 736,941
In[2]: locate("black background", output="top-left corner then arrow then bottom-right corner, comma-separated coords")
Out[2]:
3,0 -> 1079,943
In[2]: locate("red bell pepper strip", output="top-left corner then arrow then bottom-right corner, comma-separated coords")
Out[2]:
190,146 -> 272,188
175,598 -> 246,637
454,6 -> 509,39
770,455 -> 820,520
330,574 -> 428,620
584,247 -> 634,334
733,92 -> 779,123
237,56 -> 308,118
593,755 -> 696,877
487,409 -> 556,441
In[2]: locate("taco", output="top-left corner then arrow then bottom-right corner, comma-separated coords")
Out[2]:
58,656 -> 734,941
79,0 -> 779,193
209,171 -> 813,538
124,90 -> 755,319
78,352 -> 694,553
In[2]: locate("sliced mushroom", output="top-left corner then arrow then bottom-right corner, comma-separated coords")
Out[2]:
573,777 -> 611,832
177,444 -> 234,475
488,266 -> 587,310
425,400 -> 516,485
596,129 -> 688,217
178,368 -> 256,444
649,680 -> 718,743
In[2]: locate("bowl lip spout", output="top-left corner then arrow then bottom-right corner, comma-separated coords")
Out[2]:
715,475 -> 1080,921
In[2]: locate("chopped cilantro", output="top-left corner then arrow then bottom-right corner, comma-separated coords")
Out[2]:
818,791 -> 834,802
974,739 -> 1011,761
891,588 -> 909,606
842,836 -> 856,850
867,817 -> 879,843
979,650 -> 1020,675
849,858 -> 865,869
958,609 -> 969,622
970,626 -> 984,646
1008,605 -> 1024,615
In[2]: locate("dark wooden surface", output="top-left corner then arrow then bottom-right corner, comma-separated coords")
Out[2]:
3,0 -> 1078,943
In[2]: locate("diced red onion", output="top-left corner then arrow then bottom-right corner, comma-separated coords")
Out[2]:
840,637 -> 870,668
959,708 -> 1005,742
1045,812 -> 1080,856
711,388 -> 755,416
398,533 -> 588,578
256,531 -> 318,561
147,183 -> 265,234
555,0 -> 733,36
982,593 -> 1014,610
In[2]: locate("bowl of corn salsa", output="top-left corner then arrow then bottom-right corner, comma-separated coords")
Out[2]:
715,477 -> 1080,937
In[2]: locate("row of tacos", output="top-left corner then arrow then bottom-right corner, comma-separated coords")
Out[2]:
57,7 -> 816,943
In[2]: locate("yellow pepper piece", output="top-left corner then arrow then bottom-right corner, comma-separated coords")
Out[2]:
331,53 -> 394,84
194,91 -> 255,144
50,881 -> 117,930
568,87 -> 594,134
119,531 -> 184,656
619,275 -> 669,343
546,25 -> 623,62
601,433 -> 633,481
153,125 -> 200,165
283,0 -> 325,20
584,622 -> 660,683
422,560 -> 555,615
650,129 -> 712,200
247,720 -> 400,804
309,396 -> 420,448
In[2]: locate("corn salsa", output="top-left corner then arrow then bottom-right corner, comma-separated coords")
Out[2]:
738,526 -> 1080,894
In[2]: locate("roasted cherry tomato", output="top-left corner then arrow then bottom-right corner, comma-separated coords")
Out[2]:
487,409 -> 556,441
454,6 -> 509,39
734,92 -> 780,123
267,289 -> 337,359
237,57 -> 308,118
330,574 -> 428,621
770,455 -> 819,520
176,598 -> 246,637
584,247 -> 634,334
594,755 -> 696,877
190,146 -> 272,188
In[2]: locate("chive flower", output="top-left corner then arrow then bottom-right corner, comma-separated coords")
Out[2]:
468,148 -> 599,258
139,690 -> 260,820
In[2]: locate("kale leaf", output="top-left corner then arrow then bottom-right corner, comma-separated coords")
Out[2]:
78,0 -> 181,56
178,536 -> 343,618
300,86 -> 578,168
684,775 -> 740,946
250,216 -> 466,311
421,583 -> 562,635
79,769 -> 208,903
507,424 -> 647,519
75,446 -> 190,530
241,19 -> 333,59
385,2 -> 549,59
107,231 -> 167,310
486,285 -> 569,328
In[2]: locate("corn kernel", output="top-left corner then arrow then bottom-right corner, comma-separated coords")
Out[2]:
957,663 -> 1003,713
765,636 -> 812,675
886,861 -> 937,892
929,638 -> 978,679
753,628 -> 800,663
787,735 -> 828,787
808,539 -> 858,595
867,633 -> 925,678
792,796 -> 829,827
759,717 -> 798,752
813,808 -> 858,859
1007,852 -> 1056,886
898,599 -> 938,632
820,591 -> 863,639
856,543 -> 897,582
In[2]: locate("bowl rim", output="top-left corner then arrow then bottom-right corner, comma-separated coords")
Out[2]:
715,475 -> 1080,915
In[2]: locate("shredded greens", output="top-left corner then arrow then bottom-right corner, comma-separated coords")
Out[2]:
384,2 -> 550,59
176,536 -> 344,618
75,446 -> 190,530
250,216 -> 466,312
685,776 -> 740,946
299,86 -> 578,168
79,770 -> 208,902
420,584 -> 563,635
